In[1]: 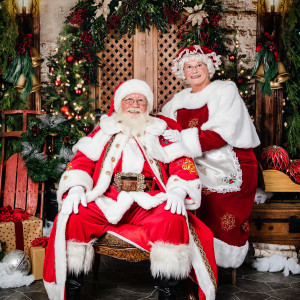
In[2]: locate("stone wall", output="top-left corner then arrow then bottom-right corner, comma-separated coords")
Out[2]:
39,0 -> 258,84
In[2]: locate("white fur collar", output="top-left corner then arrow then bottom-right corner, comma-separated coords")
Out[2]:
160,80 -> 224,120
160,80 -> 260,149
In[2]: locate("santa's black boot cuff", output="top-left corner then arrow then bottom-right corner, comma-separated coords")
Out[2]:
153,276 -> 178,300
66,272 -> 84,300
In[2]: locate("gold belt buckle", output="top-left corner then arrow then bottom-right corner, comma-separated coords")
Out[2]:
113,172 -> 146,192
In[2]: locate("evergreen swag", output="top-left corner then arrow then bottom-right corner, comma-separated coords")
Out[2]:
282,0 -> 300,158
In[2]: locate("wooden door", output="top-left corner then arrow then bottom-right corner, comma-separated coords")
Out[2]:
95,25 -> 186,114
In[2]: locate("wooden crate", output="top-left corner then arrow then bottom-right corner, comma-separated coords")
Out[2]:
249,202 -> 300,248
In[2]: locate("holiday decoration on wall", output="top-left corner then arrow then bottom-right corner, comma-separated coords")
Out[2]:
252,32 -> 290,96
18,114 -> 79,182
260,145 -> 290,171
282,1 -> 300,159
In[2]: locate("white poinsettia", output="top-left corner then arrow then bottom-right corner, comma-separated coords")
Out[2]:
93,0 -> 112,20
184,4 -> 208,26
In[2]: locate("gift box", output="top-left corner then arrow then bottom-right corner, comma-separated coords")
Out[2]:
0,216 -> 43,255
30,246 -> 45,280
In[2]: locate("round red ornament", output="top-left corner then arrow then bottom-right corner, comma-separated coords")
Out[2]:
61,105 -> 69,115
260,145 -> 289,171
237,77 -> 244,84
229,54 -> 236,62
75,114 -> 81,120
67,55 -> 75,63
82,125 -> 89,133
55,79 -> 61,86
75,88 -> 82,95
285,159 -> 300,184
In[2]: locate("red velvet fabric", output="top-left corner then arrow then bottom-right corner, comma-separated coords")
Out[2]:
176,105 -> 258,247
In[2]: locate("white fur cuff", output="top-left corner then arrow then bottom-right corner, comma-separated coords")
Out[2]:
214,238 -> 249,268
67,240 -> 95,275
150,242 -> 192,279
166,175 -> 201,210
180,128 -> 202,157
57,170 -> 94,205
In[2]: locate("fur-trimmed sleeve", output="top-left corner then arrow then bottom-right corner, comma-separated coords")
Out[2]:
166,157 -> 202,209
56,151 -> 95,205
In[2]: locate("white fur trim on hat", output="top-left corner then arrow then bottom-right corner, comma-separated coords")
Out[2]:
113,79 -> 154,113
172,45 -> 222,80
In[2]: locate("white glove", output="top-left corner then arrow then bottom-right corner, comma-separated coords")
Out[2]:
61,186 -> 87,215
164,188 -> 187,216
163,129 -> 181,142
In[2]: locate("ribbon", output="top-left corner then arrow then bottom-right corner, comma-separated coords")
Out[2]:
31,237 -> 49,248
0,205 -> 31,251
0,206 -> 31,222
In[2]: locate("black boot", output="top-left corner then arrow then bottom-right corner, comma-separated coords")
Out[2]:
66,272 -> 84,300
154,276 -> 178,300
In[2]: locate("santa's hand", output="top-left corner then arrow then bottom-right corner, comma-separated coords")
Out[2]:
61,186 -> 87,215
163,129 -> 181,142
164,188 -> 187,216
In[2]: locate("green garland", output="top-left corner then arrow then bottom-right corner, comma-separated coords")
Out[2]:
282,0 -> 300,158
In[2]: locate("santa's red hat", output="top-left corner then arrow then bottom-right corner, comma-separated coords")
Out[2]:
108,79 -> 153,116
172,45 -> 222,80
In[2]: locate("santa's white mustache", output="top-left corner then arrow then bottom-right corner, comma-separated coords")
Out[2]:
127,108 -> 142,113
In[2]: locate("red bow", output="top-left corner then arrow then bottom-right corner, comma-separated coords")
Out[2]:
31,237 -> 49,248
0,206 -> 31,222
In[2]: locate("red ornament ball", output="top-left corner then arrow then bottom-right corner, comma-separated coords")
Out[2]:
82,125 -> 89,133
75,114 -> 81,121
261,145 -> 289,171
75,88 -> 82,95
54,79 -> 61,86
286,159 -> 300,184
61,105 -> 69,115
67,55 -> 75,63
237,77 -> 244,84
229,54 -> 236,62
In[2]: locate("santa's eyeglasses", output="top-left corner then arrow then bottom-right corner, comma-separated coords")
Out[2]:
122,98 -> 147,106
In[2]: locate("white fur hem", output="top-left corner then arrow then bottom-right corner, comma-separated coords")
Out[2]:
43,280 -> 64,300
67,240 -> 95,275
95,192 -> 167,224
166,175 -> 201,210
150,242 -> 192,279
181,128 -> 202,157
189,230 -> 216,300
57,169 -> 93,205
214,238 -> 249,268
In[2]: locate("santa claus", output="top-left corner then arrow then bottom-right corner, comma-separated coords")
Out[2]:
43,79 -> 217,300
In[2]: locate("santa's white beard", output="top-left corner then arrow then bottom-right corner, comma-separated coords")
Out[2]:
114,108 -> 152,137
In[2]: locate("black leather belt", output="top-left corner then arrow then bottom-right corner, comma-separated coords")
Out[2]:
112,172 -> 153,192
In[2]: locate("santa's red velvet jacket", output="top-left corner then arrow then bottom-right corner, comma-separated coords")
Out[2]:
57,114 -> 203,224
